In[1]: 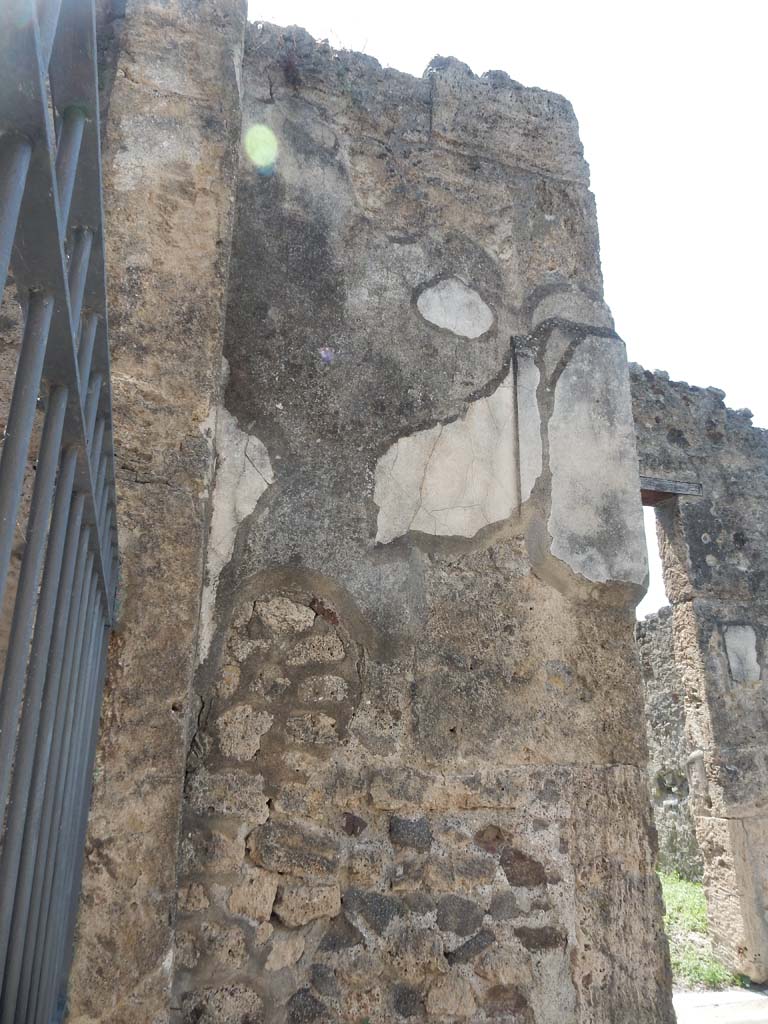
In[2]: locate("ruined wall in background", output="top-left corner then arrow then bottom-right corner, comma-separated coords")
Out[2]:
632,366 -> 768,982
67,1 -> 248,1020
171,25 -> 673,1023
636,608 -> 703,881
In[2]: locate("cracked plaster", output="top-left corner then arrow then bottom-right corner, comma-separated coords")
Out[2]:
198,407 -> 274,662
374,364 -> 541,543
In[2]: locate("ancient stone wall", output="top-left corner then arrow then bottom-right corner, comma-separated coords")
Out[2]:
169,24 -> 673,1023
631,365 -> 768,981
67,1 -> 248,1019
636,608 -> 703,880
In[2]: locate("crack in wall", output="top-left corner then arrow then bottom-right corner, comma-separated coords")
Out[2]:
197,407 -> 274,664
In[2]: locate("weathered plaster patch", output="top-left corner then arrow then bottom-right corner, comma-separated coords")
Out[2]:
416,276 -> 494,338
531,289 -> 614,331
374,368 -> 541,543
724,625 -> 761,683
548,335 -> 647,585
198,408 -> 274,662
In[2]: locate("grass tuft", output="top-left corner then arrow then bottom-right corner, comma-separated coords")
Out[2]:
660,871 -> 746,990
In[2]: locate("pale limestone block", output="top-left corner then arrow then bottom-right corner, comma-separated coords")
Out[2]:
285,712 -> 338,743
227,635 -> 272,664
287,633 -> 345,665
186,767 -> 270,820
217,706 -> 273,760
475,949 -> 532,987
274,881 -> 341,926
298,675 -> 348,701
228,868 -> 279,921
426,973 -> 476,1017
200,921 -> 248,969
265,930 -> 305,971
218,664 -> 240,699
255,596 -> 315,634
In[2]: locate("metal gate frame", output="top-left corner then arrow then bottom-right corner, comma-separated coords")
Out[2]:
0,1 -> 117,1020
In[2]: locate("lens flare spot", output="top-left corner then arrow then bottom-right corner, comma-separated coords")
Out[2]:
244,124 -> 278,172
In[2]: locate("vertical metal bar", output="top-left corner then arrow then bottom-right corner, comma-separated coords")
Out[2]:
13,547 -> 94,1022
1,1 -> 119,1009
93,453 -> 107,559
33,600 -> 102,1024
0,291 -> 54,612
0,385 -> 68,825
77,312 -> 98,388
89,414 -> 105,476
83,373 -> 102,445
27,574 -> 99,1023
22,566 -> 98,1020
0,513 -> 87,1021
67,227 -> 92,329
96,456 -> 108,532
56,629 -> 108,1011
35,610 -> 103,1024
0,137 -> 32,292
100,499 -> 112,570
39,0 -> 65,70
0,445 -> 77,975
55,106 -> 86,228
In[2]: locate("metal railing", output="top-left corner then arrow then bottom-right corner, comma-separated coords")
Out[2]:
0,1 -> 117,1020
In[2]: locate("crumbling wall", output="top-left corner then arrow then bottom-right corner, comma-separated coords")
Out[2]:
631,365 -> 768,981
636,608 -> 703,880
67,1 -> 248,1020
171,24 -> 673,1023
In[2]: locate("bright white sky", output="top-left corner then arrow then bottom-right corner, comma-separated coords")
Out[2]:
248,0 -> 767,617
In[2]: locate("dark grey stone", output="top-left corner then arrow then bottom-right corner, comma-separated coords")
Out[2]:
489,891 -> 521,920
446,927 -> 495,964
318,914 -> 363,951
499,847 -> 549,887
514,926 -> 566,950
310,964 -> 339,999
344,889 -> 405,935
393,983 -> 424,1018
436,895 -> 485,936
342,812 -> 367,836
389,815 -> 433,851
287,988 -> 325,1023
400,892 -> 435,915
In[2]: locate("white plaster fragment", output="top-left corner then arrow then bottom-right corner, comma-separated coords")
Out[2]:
724,625 -> 761,683
374,368 -> 541,543
531,289 -> 614,330
548,335 -> 647,585
416,277 -> 494,339
198,408 -> 274,662
516,353 -> 542,502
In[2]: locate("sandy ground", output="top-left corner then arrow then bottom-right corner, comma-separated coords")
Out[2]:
674,988 -> 768,1024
